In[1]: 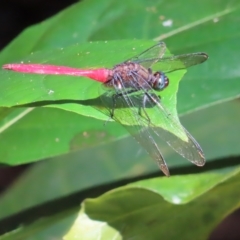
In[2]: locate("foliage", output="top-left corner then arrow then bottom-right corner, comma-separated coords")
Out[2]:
0,0 -> 240,239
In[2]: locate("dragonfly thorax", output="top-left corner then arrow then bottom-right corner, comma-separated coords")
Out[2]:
104,62 -> 169,92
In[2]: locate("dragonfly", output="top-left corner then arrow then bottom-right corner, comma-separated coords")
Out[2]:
3,42 -> 208,176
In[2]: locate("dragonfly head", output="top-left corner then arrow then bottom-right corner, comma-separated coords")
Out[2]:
153,71 -> 169,91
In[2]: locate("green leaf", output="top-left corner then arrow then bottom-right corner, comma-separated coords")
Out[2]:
0,107 -> 126,165
0,39 -> 191,165
0,100 -> 239,220
0,0 -> 239,113
65,171 -> 240,240
0,0 -> 239,166
1,168 -> 240,240
0,40 -> 178,111
0,0 -> 240,237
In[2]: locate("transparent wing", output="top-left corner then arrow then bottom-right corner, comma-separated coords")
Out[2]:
129,91 -> 205,170
125,41 -> 208,72
148,96 -> 205,166
125,42 -> 167,69
98,72 -> 205,176
98,86 -> 170,176
136,52 -> 208,73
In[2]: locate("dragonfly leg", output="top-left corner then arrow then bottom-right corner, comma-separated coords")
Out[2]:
140,93 -> 152,125
140,92 -> 164,125
127,70 -> 157,124
110,89 -> 139,118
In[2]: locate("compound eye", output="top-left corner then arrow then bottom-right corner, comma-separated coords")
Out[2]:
153,72 -> 169,91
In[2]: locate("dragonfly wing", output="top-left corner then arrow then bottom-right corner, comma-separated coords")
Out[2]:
127,124 -> 170,176
97,66 -> 205,175
98,84 -> 205,175
125,42 -> 167,69
144,93 -> 205,166
127,70 -> 205,167
98,80 -> 170,176
136,52 -> 208,73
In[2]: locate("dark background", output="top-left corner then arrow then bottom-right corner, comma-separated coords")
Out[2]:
0,0 -> 239,239
0,0 -> 77,51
